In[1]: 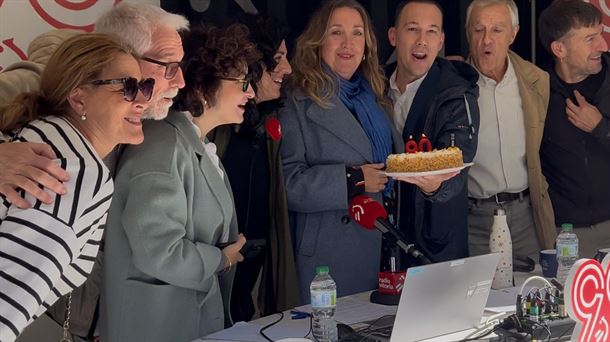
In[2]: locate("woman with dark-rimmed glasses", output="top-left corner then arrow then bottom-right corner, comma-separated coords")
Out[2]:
0,33 -> 153,342
101,23 -> 260,341
208,13 -> 300,320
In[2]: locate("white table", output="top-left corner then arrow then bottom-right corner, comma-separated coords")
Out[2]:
197,289 -> 523,342
196,267 -> 548,342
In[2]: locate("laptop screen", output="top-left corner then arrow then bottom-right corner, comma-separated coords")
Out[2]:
389,253 -> 501,341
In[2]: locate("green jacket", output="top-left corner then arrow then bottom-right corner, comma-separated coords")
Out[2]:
102,111 -> 237,341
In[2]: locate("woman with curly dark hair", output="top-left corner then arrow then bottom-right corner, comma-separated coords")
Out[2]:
209,13 -> 300,321
101,23 -> 260,341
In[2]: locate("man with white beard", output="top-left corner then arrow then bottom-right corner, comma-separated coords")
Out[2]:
5,4 -> 189,341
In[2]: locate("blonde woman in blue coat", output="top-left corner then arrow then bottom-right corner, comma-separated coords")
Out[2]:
279,0 -> 401,303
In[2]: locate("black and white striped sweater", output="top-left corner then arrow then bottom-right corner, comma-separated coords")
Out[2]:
0,116 -> 113,342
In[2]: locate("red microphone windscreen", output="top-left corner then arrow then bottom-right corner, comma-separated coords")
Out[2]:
265,117 -> 282,141
349,195 -> 388,230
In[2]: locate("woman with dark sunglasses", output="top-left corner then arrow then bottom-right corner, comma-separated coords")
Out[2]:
0,33 -> 152,342
101,23 -> 259,341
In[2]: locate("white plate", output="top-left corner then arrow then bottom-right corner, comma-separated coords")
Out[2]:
384,162 -> 474,177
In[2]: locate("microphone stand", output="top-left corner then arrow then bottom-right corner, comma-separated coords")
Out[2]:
370,225 -> 431,306
348,195 -> 432,305
372,219 -> 432,266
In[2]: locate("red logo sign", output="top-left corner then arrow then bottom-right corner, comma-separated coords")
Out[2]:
378,271 -> 406,295
565,254 -> 610,342
0,1 -> 123,70
28,0 -> 122,31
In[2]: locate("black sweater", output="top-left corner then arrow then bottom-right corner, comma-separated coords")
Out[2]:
541,53 -> 610,226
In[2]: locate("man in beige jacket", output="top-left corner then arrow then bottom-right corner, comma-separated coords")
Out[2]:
465,0 -> 556,260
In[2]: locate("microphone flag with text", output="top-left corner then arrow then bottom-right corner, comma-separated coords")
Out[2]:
349,195 -> 431,265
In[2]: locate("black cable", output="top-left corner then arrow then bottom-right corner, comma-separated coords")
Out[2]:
458,324 -> 503,341
550,323 -> 575,341
259,311 -> 284,342
306,314 -> 320,342
542,322 -> 552,342
355,315 -> 395,342
493,327 -> 532,341
522,317 -> 552,342
530,320 -> 552,342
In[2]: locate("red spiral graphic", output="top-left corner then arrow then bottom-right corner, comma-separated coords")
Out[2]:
2,39 -> 27,60
568,259 -> 610,342
28,0 -> 122,31
0,39 -> 27,72
587,0 -> 610,17
55,0 -> 97,11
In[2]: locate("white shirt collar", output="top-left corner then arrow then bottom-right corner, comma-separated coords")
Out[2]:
469,56 -> 515,88
389,67 -> 428,134
389,68 -> 427,95
181,111 -> 225,180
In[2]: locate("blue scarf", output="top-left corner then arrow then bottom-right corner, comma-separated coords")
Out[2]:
338,73 -> 394,196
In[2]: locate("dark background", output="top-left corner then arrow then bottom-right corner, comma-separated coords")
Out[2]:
161,0 -> 555,68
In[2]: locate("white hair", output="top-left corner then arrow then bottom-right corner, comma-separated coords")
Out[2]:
465,0 -> 519,29
95,3 -> 189,56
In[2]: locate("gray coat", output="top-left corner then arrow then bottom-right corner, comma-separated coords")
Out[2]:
100,111 -> 237,342
279,88 -> 400,303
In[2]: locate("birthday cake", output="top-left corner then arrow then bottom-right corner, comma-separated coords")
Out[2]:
386,147 -> 463,173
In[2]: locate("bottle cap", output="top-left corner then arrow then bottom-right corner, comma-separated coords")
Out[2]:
560,223 -> 573,231
494,208 -> 506,216
315,266 -> 329,274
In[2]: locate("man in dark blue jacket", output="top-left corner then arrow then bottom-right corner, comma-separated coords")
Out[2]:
386,0 -> 480,265
539,0 -> 610,258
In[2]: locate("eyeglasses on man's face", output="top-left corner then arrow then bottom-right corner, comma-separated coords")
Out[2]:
220,74 -> 252,92
91,77 -> 155,102
141,56 -> 183,80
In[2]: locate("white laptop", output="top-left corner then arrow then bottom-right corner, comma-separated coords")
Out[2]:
374,253 -> 501,341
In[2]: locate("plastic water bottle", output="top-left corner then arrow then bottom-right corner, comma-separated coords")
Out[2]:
556,223 -> 578,285
489,208 -> 513,289
310,266 -> 338,342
